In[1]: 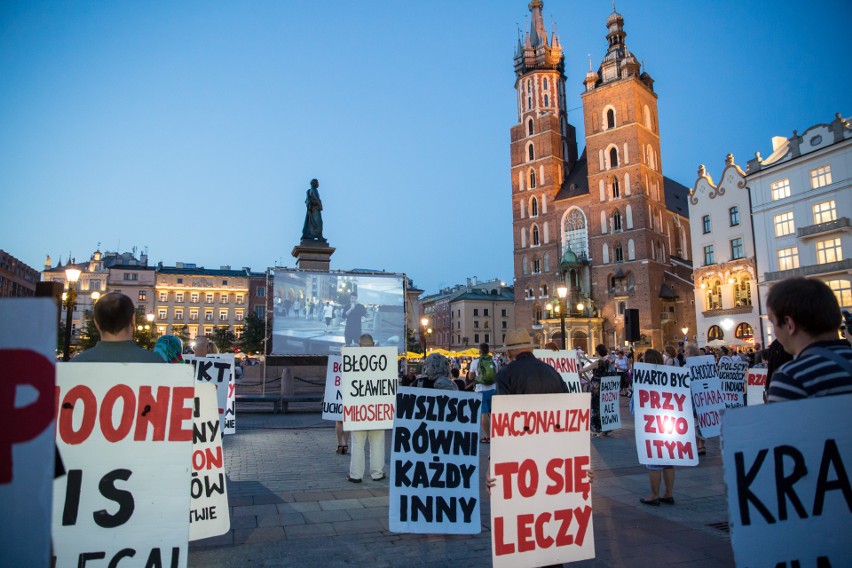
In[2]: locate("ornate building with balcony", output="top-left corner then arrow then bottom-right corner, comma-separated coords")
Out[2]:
154,263 -> 250,341
748,113 -> 852,345
510,3 -> 695,349
689,156 -> 760,347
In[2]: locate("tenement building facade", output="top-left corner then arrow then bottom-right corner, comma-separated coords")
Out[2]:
748,113 -> 852,345
511,2 -> 695,349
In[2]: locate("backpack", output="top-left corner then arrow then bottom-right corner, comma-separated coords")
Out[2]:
477,355 -> 497,385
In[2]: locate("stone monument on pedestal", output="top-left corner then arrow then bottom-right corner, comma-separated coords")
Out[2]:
291,178 -> 335,270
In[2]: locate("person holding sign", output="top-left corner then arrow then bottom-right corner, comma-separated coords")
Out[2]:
634,349 -> 677,506
581,344 -> 613,437
71,293 -> 164,363
495,329 -> 568,396
765,277 -> 852,401
470,343 -> 498,444
346,334 -> 388,483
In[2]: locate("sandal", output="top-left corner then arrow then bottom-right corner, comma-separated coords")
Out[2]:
336,445 -> 344,454
342,445 -> 348,455
640,498 -> 660,506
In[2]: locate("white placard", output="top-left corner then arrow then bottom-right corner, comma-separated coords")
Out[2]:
184,354 -> 236,434
718,360 -> 748,408
599,376 -> 621,431
746,369 -> 767,406
389,387 -> 481,534
722,396 -> 852,567
0,299 -> 57,568
686,356 -> 725,439
341,346 -> 397,431
490,394 -> 594,568
189,383 -> 230,541
632,363 -> 698,466
321,355 -> 343,421
533,350 -> 583,393
52,363 -> 194,567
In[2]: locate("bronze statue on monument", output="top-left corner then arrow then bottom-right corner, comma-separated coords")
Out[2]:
301,178 -> 326,244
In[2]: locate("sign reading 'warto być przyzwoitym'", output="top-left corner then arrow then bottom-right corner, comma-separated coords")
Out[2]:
632,362 -> 698,466
389,387 -> 481,534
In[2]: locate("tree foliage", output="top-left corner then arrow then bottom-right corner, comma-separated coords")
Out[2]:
211,325 -> 236,353
239,312 -> 266,354
78,315 -> 100,350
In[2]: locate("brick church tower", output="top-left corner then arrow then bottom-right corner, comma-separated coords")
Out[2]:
511,3 -> 696,350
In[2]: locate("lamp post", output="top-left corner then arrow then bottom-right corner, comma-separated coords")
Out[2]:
146,312 -> 156,346
681,326 -> 689,345
62,268 -> 82,361
420,317 -> 429,357
556,284 -> 568,350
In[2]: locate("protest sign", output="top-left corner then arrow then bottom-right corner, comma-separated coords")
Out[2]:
533,350 -> 583,393
686,355 -> 725,439
53,363 -> 194,567
389,387 -> 481,534
189,383 -> 230,541
341,346 -> 397,431
490,394 -> 594,568
746,368 -> 767,406
718,360 -> 748,408
721,396 -> 851,567
599,375 -> 621,431
0,299 -> 56,568
184,354 -> 236,434
632,362 -> 698,466
321,355 -> 343,421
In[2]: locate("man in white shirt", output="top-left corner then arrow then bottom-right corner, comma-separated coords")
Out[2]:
469,342 -> 498,444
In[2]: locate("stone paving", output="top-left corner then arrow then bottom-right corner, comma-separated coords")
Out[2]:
189,399 -> 734,567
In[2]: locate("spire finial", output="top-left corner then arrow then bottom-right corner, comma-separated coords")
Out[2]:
588,54 -> 592,71
612,0 -> 617,13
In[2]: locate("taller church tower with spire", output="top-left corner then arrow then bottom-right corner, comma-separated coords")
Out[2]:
511,3 -> 695,350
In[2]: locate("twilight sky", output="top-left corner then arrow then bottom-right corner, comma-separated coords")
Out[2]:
1,0 -> 849,294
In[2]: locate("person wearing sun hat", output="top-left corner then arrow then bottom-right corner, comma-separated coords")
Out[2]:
495,328 -> 568,395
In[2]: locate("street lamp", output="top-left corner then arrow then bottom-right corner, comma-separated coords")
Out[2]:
556,284 -> 568,350
62,268 -> 82,361
681,326 -> 689,345
420,317 -> 429,357
146,312 -> 156,345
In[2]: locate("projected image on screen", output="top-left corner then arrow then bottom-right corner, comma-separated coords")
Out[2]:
272,270 -> 406,355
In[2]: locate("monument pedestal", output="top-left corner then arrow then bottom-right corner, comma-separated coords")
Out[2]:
291,240 -> 335,271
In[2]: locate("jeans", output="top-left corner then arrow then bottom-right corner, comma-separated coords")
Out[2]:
349,429 -> 386,480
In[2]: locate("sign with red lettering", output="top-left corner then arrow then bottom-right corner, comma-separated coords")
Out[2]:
599,375 -> 621,432
632,362 -> 698,466
321,355 -> 343,421
533,350 -> 583,393
341,346 -> 397,431
189,383 -> 230,541
52,364 -> 195,567
686,355 -> 725,439
722,396 -> 851,567
0,299 -> 57,568
490,394 -> 594,568
389,387 -> 481,534
746,369 -> 766,406
184,354 -> 236,434
718,360 -> 748,408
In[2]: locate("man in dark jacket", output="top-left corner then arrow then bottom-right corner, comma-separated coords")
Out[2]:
496,328 -> 568,395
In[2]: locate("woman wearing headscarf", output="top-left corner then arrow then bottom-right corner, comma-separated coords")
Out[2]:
154,335 -> 184,363
423,353 -> 458,391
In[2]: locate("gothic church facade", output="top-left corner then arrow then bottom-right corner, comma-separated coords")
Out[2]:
511,2 -> 695,350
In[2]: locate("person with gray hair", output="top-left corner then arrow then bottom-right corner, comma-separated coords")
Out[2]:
423,353 -> 458,391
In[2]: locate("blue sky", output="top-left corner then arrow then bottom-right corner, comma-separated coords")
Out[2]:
1,0 -> 849,294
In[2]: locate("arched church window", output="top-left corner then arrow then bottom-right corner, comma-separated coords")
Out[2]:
612,176 -> 620,198
530,197 -> 539,217
529,169 -> 536,189
544,94 -> 549,107
543,77 -> 549,90
607,108 -> 615,129
609,147 -> 619,168
564,208 -> 589,259
528,119 -> 534,136
532,225 -> 540,246
528,144 -> 535,162
612,210 -> 622,232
